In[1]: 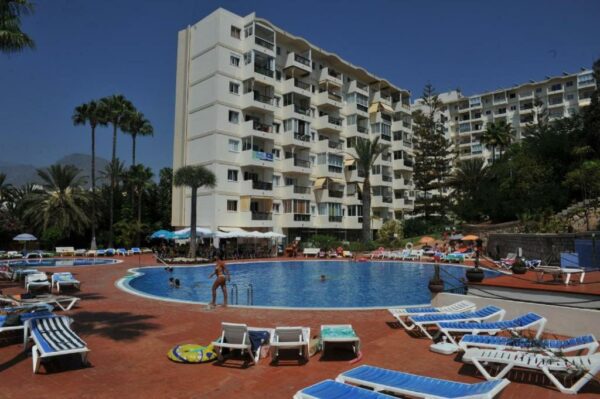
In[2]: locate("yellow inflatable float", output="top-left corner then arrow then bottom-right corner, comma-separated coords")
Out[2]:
167,343 -> 217,363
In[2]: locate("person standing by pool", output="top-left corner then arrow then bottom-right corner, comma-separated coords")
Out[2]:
209,256 -> 230,307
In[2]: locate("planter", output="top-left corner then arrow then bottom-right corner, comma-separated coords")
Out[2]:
428,280 -> 445,293
466,267 -> 484,283
512,266 -> 527,275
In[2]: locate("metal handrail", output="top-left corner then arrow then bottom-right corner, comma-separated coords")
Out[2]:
246,283 -> 254,305
230,283 -> 239,305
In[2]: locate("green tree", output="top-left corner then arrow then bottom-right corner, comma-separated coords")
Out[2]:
157,167 -> 173,228
581,58 -> 600,155
412,84 -> 453,220
565,159 -> 600,231
0,172 -> 12,203
480,120 -> 513,163
22,164 -> 90,238
173,165 -> 216,258
122,111 -> 153,166
0,0 -> 34,54
377,219 -> 403,247
100,95 -> 134,247
126,164 -> 154,246
447,158 -> 489,222
352,136 -> 389,241
73,100 -> 106,249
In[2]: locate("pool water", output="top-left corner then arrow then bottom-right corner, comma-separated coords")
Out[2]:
124,261 -> 501,309
4,258 -> 119,267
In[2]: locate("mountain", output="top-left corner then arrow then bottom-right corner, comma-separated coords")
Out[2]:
0,153 -> 110,188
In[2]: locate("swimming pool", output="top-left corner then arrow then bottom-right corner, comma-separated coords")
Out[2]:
120,261 -> 501,309
3,258 -> 120,267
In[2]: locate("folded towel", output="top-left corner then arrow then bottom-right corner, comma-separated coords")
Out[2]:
322,327 -> 356,338
248,330 -> 270,353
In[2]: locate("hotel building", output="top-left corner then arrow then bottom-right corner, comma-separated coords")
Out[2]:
171,8 -> 416,238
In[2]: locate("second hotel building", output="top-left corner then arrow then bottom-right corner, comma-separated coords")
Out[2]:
172,8 -> 416,239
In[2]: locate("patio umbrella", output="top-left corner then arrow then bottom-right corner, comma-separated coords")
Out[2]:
418,236 -> 435,245
462,234 -> 479,241
13,233 -> 37,253
449,234 -> 464,241
150,230 -> 174,240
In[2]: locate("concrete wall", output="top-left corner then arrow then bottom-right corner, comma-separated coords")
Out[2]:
433,292 -> 600,338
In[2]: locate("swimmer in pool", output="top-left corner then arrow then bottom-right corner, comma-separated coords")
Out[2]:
320,275 -> 326,282
209,256 -> 230,307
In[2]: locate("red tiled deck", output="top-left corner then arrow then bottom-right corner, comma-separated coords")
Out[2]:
1,255 -> 598,398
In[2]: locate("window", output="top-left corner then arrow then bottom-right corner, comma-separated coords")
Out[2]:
244,51 -> 252,65
485,110 -> 491,115
228,139 -> 240,152
244,25 -> 253,37
566,81 -> 574,87
230,55 -> 240,67
276,46 -> 281,55
272,175 -> 281,187
550,83 -> 562,92
275,70 -> 281,81
229,82 -> 239,94
566,94 -> 575,100
271,148 -> 281,159
535,87 -> 542,93
509,93 -> 516,99
230,26 -> 241,39
510,105 -> 516,111
273,122 -> 280,133
228,110 -> 239,124
227,200 -> 238,212
227,169 -> 238,182
272,203 -> 280,213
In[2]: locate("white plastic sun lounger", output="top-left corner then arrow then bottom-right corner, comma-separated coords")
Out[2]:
303,248 -> 320,257
388,300 -> 476,329
336,365 -> 511,399
1,294 -> 80,311
24,315 -> 90,373
535,265 -> 586,285
408,306 -> 505,339
438,313 -> 547,345
25,272 -> 51,292
459,334 -> 599,354
270,326 -> 310,361
211,322 -> 273,364
51,272 -> 81,293
294,379 -> 393,399
463,349 -> 600,395
321,324 -> 360,357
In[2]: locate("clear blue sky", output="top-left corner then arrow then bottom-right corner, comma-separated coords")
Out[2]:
1,0 -> 599,173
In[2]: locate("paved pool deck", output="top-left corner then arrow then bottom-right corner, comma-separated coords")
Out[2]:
0,254 -> 598,398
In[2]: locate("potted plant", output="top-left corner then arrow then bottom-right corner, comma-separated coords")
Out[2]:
428,264 -> 445,293
512,257 -> 527,274
466,250 -> 485,283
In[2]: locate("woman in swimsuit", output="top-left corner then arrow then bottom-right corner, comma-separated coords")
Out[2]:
209,256 -> 230,307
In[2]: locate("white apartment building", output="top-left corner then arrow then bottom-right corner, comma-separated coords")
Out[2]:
432,70 -> 596,164
172,8 -> 415,239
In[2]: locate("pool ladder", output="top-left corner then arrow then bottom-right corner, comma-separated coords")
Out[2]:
229,283 -> 253,305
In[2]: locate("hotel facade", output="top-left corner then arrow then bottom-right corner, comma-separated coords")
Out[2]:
172,8 -> 415,239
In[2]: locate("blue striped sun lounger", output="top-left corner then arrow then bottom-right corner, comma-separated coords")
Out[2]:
0,310 -> 54,336
438,313 -> 547,345
336,365 -> 510,399
408,306 -> 505,339
459,333 -> 598,354
24,315 -> 89,373
294,379 -> 392,399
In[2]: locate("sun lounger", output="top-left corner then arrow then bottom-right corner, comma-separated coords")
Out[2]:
336,365 -> 511,399
24,315 -> 90,373
212,322 -> 273,364
535,265 -> 585,285
131,247 -> 142,255
55,247 -> 75,256
105,248 -> 116,256
321,324 -> 360,357
51,272 -> 81,293
1,294 -> 80,311
25,272 -> 51,292
303,248 -> 320,258
342,250 -> 353,258
74,249 -> 87,256
463,349 -> 600,395
0,310 -> 54,336
408,306 -> 505,339
6,251 -> 23,259
270,326 -> 310,362
388,300 -> 476,329
459,334 -> 599,354
116,248 -> 130,256
294,380 -> 392,399
438,313 -> 547,345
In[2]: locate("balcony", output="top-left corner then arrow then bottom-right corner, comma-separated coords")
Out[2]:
370,174 -> 392,186
279,131 -> 312,148
239,150 -> 274,168
241,120 -> 275,140
314,163 -> 343,179
254,36 -> 274,51
393,178 -> 411,190
282,78 -> 312,97
275,184 -> 312,200
241,91 -> 276,113
252,212 -> 272,220
348,80 -> 369,96
372,195 -> 394,208
314,139 -> 343,153
278,213 -> 312,228
314,90 -> 343,109
280,104 -> 312,122
313,114 -> 343,133
281,157 -> 311,175
283,52 -> 311,76
239,211 -> 273,228
313,215 -> 343,227
319,67 -> 342,87
578,74 -> 595,87
241,179 -> 273,196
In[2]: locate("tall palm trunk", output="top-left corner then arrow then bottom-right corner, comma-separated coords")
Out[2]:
189,186 -> 198,259
109,123 -> 117,247
131,134 -> 137,166
90,125 -> 97,250
361,175 -> 372,241
137,189 -> 142,247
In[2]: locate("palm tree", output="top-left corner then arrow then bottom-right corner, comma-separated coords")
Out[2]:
0,0 -> 34,54
173,165 -> 216,258
480,121 -> 513,163
73,100 -> 106,249
100,95 -> 134,247
23,164 -> 90,236
352,136 -> 390,241
448,158 -> 488,201
0,172 -> 12,203
123,111 -> 153,166
127,164 -> 154,246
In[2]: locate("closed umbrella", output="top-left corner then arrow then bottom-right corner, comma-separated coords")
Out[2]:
462,234 -> 479,241
13,233 -> 37,253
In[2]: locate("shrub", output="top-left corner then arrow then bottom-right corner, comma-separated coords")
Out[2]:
377,219 -> 403,247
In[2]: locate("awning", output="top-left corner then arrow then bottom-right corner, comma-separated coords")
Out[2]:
219,227 -> 246,233
368,103 -> 379,113
380,102 -> 394,113
314,178 -> 327,189
344,158 -> 356,166
368,102 -> 393,114
357,182 -> 364,192
328,177 -> 345,185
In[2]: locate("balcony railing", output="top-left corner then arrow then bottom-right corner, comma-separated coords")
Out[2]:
382,175 -> 392,182
253,92 -> 273,105
293,133 -> 311,142
251,181 -> 273,190
404,159 -> 414,167
357,126 -> 368,133
293,213 -> 310,221
251,212 -> 272,220
252,121 -> 272,132
294,54 -> 311,66
328,141 -> 343,150
294,79 -> 310,91
255,36 -> 274,50
294,105 -> 310,116
383,196 -> 393,203
328,215 -> 343,222
328,116 -> 343,126
293,158 -> 311,168
293,185 -> 311,194
328,165 -> 343,173
328,190 -> 344,198
254,65 -> 274,78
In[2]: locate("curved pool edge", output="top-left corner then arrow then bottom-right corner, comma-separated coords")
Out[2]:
114,259 -> 498,311
3,257 -> 124,268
